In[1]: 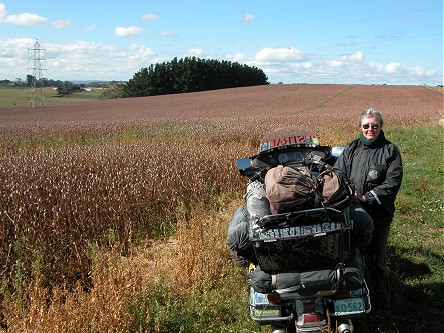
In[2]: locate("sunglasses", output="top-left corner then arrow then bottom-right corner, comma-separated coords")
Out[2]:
362,123 -> 380,130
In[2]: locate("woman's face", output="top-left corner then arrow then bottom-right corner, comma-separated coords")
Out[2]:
360,115 -> 381,140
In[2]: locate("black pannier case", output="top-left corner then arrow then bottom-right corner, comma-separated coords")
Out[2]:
249,207 -> 351,272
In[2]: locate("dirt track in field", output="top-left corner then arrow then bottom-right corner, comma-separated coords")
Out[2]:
0,84 -> 442,128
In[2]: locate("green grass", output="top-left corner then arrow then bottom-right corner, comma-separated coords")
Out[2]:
0,87 -> 103,106
388,124 -> 443,332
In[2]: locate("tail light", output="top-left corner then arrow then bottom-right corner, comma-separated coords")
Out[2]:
303,313 -> 320,324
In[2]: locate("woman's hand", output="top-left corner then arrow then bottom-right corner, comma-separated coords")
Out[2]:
355,191 -> 367,203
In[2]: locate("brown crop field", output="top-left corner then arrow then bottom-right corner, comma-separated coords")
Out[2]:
1,84 -> 442,128
0,84 -> 443,333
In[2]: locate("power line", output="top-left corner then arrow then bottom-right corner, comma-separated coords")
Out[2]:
172,6 -> 442,51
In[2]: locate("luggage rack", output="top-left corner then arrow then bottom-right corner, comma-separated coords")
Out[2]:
256,206 -> 347,229
249,207 -> 351,272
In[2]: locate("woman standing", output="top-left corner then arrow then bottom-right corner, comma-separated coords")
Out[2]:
334,108 -> 403,307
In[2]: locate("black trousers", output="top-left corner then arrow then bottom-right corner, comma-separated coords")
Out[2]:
349,204 -> 374,251
366,223 -> 391,306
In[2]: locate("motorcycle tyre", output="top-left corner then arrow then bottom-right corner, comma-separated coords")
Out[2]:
271,324 -> 290,333
271,320 -> 296,333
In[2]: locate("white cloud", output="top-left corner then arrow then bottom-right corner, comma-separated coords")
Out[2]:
325,51 -> 364,68
0,38 -> 167,81
255,46 -> 305,62
1,37 -> 441,85
135,45 -> 157,58
340,51 -> 364,62
369,61 -> 401,74
185,48 -> 207,57
141,13 -> 159,21
385,62 -> 401,73
409,66 -> 437,76
326,60 -> 344,68
52,19 -> 70,29
114,26 -> 143,37
0,3 -> 6,19
290,62 -> 312,70
243,46 -> 440,84
159,31 -> 176,37
243,14 -> 255,23
225,52 -> 248,62
85,24 -> 96,32
0,4 -> 47,26
235,46 -> 315,83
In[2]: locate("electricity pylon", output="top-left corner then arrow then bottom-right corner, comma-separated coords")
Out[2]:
28,40 -> 47,108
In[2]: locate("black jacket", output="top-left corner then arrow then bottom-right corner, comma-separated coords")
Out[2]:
334,134 -> 403,224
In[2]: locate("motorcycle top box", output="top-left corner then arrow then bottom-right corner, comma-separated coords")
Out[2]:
249,207 -> 351,272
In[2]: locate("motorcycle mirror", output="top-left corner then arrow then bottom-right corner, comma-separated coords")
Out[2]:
236,157 -> 252,171
236,158 -> 257,177
331,146 -> 345,157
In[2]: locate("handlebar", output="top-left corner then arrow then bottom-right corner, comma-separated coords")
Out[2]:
306,153 -> 333,172
236,148 -> 341,182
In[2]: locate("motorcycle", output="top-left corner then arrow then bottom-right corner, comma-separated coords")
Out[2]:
233,127 -> 371,333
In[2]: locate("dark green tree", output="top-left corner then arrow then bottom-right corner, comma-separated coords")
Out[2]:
123,67 -> 151,97
123,57 -> 269,97
26,74 -> 33,87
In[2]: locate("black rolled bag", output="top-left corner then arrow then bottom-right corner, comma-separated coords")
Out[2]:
226,206 -> 257,268
248,251 -> 365,294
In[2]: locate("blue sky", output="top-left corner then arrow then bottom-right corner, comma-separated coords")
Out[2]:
1,0 -> 442,85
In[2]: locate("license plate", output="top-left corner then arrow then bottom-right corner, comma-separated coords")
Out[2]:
251,291 -> 269,306
251,307 -> 281,318
333,298 -> 365,315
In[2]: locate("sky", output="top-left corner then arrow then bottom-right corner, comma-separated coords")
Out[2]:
1,0 -> 443,85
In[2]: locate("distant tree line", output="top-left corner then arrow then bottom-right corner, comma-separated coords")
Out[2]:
1,75 -> 76,89
0,79 -> 22,86
121,57 -> 269,98
0,76 -> 106,96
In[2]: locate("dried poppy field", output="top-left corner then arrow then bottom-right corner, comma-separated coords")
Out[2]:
0,84 -> 442,332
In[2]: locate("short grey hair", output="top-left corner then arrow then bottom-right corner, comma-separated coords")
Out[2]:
359,108 -> 384,127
